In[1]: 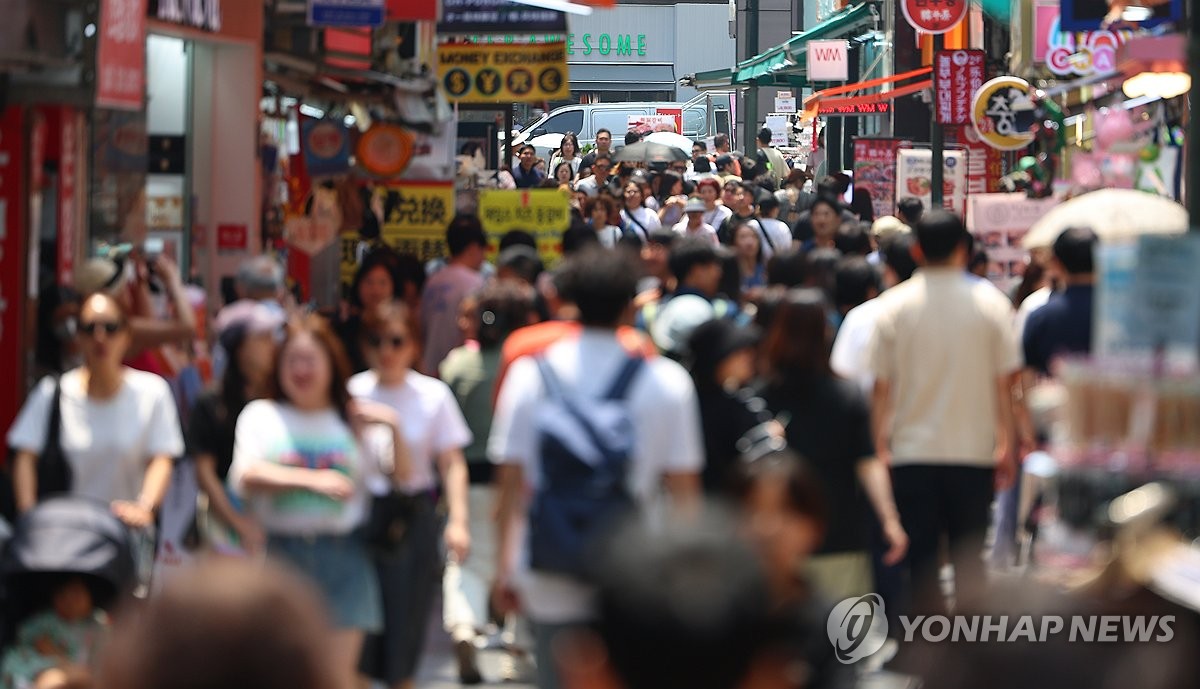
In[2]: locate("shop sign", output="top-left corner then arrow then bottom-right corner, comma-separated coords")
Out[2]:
1034,5 -> 1130,77
301,118 -> 352,178
58,109 -> 80,286
307,0 -> 385,28
438,43 -> 569,104
388,0 -> 435,21
0,107 -> 26,437
774,94 -> 797,114
356,124 -> 415,178
216,223 -> 247,252
96,0 -> 147,111
628,114 -> 678,135
150,0 -> 221,33
970,76 -> 1036,151
764,114 -> 789,148
896,147 -> 967,217
808,40 -> 849,81
967,192 -> 1058,289
438,0 -> 566,35
901,0 -> 967,34
378,182 -> 456,260
817,102 -> 893,116
946,125 -> 1004,195
478,189 -> 570,267
934,50 -> 985,126
852,138 -> 905,223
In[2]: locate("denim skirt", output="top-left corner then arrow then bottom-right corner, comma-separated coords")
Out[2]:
269,532 -> 383,633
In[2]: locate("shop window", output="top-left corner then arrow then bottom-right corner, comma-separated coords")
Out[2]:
538,110 -> 584,135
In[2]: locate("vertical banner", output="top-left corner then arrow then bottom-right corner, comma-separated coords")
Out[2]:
946,125 -> 1004,194
58,109 -> 80,286
934,49 -> 986,125
966,193 -> 1059,291
0,108 -> 26,438
96,0 -> 147,110
852,138 -> 904,222
896,147 -> 968,217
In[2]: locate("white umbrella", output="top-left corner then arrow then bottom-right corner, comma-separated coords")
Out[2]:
526,133 -> 565,159
644,131 -> 695,154
1023,189 -> 1188,249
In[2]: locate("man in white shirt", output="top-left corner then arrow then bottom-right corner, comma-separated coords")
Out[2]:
421,216 -> 488,375
868,210 -> 1020,614
753,192 -> 795,258
489,247 -> 703,689
671,197 -> 718,245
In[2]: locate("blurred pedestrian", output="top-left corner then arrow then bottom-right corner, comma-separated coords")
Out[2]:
672,197 -> 719,246
421,216 -> 488,375
579,129 -> 613,171
1022,227 -> 1097,377
619,182 -> 662,243
513,145 -> 545,189
586,196 -> 623,249
338,250 -> 405,375
8,293 -> 183,529
549,134 -> 582,178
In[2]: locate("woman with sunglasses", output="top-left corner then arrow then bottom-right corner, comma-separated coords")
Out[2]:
350,301 -> 473,689
8,293 -> 184,528
228,314 -> 410,689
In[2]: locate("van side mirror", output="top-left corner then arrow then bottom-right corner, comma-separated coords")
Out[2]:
533,127 -> 548,137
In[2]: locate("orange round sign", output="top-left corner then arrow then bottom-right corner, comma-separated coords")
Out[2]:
356,124 -> 415,177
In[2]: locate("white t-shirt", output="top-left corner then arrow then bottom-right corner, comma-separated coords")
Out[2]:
830,297 -> 884,398
594,225 -> 624,249
227,400 -> 369,535
7,369 -> 184,504
620,206 -> 662,242
488,330 -> 704,623
757,217 -> 794,258
420,263 -> 486,375
671,220 -> 719,246
347,370 -> 473,495
702,205 -> 733,229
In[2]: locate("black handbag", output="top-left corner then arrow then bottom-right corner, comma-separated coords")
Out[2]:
364,490 -> 415,552
1,377 -> 72,521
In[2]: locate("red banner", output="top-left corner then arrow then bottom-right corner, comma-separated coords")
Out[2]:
935,49 -> 985,125
58,109 -> 80,286
852,138 -> 906,221
946,125 -> 1005,195
0,108 -> 27,440
96,0 -> 147,110
387,0 -> 437,20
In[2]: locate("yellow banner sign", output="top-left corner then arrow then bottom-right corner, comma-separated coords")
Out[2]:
479,189 -> 571,267
339,182 -> 456,288
438,42 -> 570,103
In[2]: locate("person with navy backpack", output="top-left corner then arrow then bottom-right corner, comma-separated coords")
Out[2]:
489,247 -> 704,689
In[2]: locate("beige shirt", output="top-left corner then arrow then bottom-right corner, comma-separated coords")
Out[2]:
868,268 -> 1022,466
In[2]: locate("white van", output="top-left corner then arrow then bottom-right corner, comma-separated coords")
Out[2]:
511,92 -> 734,153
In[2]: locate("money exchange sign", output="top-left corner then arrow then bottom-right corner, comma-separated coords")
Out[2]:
438,43 -> 570,103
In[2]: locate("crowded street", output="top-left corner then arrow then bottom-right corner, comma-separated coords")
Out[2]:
1,0 -> 1199,688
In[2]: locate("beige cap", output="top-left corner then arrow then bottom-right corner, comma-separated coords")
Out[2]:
75,258 -> 122,296
871,215 -> 911,241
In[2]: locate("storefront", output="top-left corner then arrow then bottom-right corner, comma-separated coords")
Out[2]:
91,0 -> 264,308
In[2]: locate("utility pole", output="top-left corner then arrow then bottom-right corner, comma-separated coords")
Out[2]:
930,32 -> 944,209
744,0 -> 759,153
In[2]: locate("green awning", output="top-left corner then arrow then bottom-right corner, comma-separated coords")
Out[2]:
692,1 -> 877,90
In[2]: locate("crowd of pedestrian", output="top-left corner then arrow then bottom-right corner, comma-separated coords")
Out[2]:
1,121 -> 1125,689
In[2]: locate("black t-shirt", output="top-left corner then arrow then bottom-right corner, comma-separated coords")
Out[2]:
335,315 -> 371,375
580,149 -> 611,171
186,390 -> 238,481
791,208 -> 857,243
696,386 -> 767,495
718,212 -> 758,246
760,374 -> 875,554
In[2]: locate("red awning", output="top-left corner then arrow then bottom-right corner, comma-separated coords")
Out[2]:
802,67 -> 932,119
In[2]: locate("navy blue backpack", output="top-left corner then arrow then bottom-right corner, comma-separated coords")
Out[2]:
528,355 -> 643,578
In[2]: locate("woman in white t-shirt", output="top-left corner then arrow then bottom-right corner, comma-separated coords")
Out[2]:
587,195 -> 623,249
348,301 -> 473,689
228,314 -> 410,689
619,181 -> 662,243
7,293 -> 184,528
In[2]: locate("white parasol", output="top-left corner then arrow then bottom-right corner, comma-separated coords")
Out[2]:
1022,189 -> 1189,249
643,131 -> 695,154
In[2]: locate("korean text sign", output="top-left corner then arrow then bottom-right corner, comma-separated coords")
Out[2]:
438,43 -> 570,104
479,190 -> 570,267
896,148 -> 968,217
96,0 -> 147,110
971,77 -> 1036,151
935,50 -> 986,126
852,138 -> 904,223
901,0 -> 967,34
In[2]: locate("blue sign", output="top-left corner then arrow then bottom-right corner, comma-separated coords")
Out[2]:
307,0 -> 385,27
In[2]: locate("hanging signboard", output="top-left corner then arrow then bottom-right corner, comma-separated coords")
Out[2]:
0,107 -> 26,439
438,43 -> 570,103
377,182 -> 456,261
852,138 -> 905,223
149,0 -> 221,32
817,101 -> 893,117
935,50 -> 985,126
946,125 -> 1005,195
388,0 -> 436,21
479,189 -> 570,267
901,0 -> 968,34
808,40 -> 849,81
58,108 -> 80,286
307,0 -> 385,27
774,94 -> 797,114
302,118 -> 352,178
896,147 -> 968,217
764,114 -> 789,148
438,0 -> 567,35
96,0 -> 147,111
1034,4 -> 1131,77
356,124 -> 415,178
970,76 -> 1036,151
967,192 -> 1058,290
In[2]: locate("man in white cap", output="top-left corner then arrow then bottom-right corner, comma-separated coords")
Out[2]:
671,197 -> 719,246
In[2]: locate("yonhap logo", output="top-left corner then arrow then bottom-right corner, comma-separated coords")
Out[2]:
827,594 -> 889,664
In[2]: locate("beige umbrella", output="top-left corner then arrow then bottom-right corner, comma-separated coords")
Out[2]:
1022,189 -> 1189,249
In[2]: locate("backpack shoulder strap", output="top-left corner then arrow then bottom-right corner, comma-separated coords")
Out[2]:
533,356 -> 566,401
603,356 -> 645,401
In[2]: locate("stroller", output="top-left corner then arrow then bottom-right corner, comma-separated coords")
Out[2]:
0,498 -> 137,687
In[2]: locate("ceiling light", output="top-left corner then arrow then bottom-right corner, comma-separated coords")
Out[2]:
1121,5 -> 1153,21
1123,71 -> 1190,99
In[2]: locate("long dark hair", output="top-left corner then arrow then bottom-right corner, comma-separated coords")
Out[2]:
349,249 -> 402,310
219,328 -> 256,425
762,288 -> 832,383
656,171 -> 683,206
270,314 -> 354,423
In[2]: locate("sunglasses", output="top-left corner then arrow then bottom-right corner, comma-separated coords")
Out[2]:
80,320 -> 125,336
367,333 -> 407,349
